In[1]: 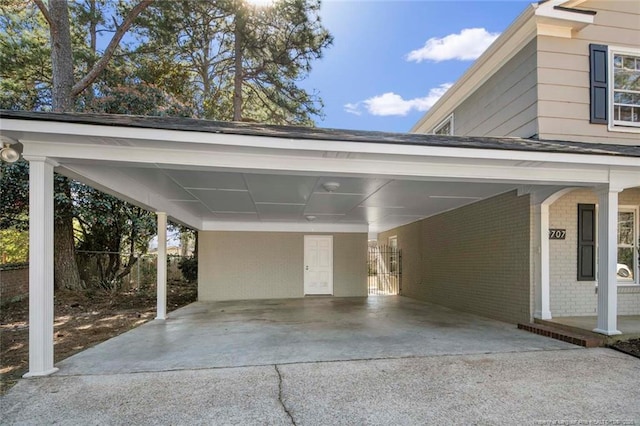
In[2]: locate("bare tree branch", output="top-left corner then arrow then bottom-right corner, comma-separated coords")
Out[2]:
33,0 -> 55,30
71,0 -> 154,97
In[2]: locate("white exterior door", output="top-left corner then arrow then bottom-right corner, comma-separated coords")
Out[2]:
304,235 -> 333,295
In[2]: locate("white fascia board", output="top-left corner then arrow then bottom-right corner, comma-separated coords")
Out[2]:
58,164 -> 203,230
201,221 -> 368,233
18,130 -> 640,168
535,1 -> 594,34
558,0 -> 589,7
19,137 -> 640,184
18,143 -> 639,184
536,23 -> 574,38
535,4 -> 594,25
609,170 -> 640,192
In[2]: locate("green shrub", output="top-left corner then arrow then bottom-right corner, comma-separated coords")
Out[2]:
178,257 -> 198,283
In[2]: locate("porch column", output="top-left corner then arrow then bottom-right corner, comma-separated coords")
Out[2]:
156,212 -> 168,320
533,203 -> 552,320
594,186 -> 621,335
24,157 -> 58,377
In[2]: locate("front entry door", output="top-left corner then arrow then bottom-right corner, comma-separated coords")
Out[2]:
304,235 -> 333,295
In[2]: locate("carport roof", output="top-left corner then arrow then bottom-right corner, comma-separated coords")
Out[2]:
2,110 -> 639,232
2,110 -> 639,157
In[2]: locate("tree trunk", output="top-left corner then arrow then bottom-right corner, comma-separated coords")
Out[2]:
85,0 -> 98,105
54,215 -> 83,290
48,0 -> 76,111
53,175 -> 83,290
233,11 -> 244,121
34,0 -> 153,292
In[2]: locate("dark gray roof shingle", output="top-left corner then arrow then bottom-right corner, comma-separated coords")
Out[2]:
2,110 -> 639,157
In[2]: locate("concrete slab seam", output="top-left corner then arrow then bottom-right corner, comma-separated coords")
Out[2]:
275,365 -> 296,425
51,347 -> 587,379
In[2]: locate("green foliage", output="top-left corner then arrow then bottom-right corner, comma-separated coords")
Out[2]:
73,183 -> 156,287
178,257 -> 198,283
138,0 -> 332,124
0,0 -> 331,287
0,229 -> 28,264
0,1 -> 51,110
0,160 -> 29,231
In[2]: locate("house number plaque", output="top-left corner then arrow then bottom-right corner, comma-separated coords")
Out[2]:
549,229 -> 566,240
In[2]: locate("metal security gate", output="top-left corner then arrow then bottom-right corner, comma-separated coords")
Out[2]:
367,244 -> 401,295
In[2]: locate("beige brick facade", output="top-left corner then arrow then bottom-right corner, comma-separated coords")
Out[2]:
380,191 -> 531,324
549,188 -> 640,316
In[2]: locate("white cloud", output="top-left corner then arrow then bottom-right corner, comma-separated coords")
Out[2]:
359,83 -> 453,117
344,102 -> 362,116
407,28 -> 500,63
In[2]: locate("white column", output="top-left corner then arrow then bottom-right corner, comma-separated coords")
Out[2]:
594,186 -> 621,335
156,212 -> 168,320
23,157 -> 58,377
533,203 -> 552,320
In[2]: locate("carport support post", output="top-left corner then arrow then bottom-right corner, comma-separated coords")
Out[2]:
594,187 -> 621,335
533,202 -> 552,320
24,157 -> 59,377
156,212 -> 168,320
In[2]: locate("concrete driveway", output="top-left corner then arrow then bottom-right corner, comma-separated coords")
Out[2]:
2,297 -> 639,424
54,296 -> 572,375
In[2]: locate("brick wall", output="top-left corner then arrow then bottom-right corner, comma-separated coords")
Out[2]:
549,187 -> 640,316
378,221 -> 422,298
380,190 -> 532,324
0,263 -> 29,303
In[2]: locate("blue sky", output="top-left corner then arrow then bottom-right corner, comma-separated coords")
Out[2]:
301,1 -> 531,132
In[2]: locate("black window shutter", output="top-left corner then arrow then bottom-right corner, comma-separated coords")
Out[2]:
589,44 -> 608,124
578,204 -> 596,281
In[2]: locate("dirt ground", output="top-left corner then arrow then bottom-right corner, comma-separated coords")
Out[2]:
0,281 -> 197,395
610,338 -> 640,358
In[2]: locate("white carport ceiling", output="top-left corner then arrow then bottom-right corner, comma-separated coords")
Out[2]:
61,161 -> 521,232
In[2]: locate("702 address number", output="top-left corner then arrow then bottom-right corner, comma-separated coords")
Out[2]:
549,229 -> 566,240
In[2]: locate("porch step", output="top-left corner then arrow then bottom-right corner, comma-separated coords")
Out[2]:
517,323 -> 606,347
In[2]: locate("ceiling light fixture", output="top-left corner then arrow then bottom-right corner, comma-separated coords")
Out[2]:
322,181 -> 340,193
0,143 -> 21,163
305,215 -> 317,222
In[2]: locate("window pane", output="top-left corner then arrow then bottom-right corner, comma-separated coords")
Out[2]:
624,56 -> 636,70
614,55 -> 623,68
613,54 -> 640,92
614,70 -> 640,91
614,92 -> 640,106
435,121 -> 451,135
614,106 -> 640,123
618,211 -> 635,245
617,248 -> 634,282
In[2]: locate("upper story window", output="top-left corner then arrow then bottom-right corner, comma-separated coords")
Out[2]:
589,44 -> 640,132
432,114 -> 453,135
611,51 -> 640,128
